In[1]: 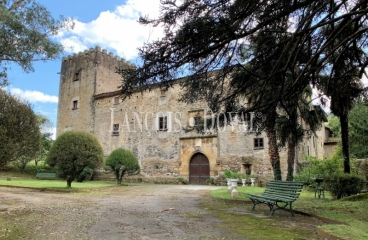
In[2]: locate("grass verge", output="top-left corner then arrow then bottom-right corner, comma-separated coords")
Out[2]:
210,186 -> 368,240
0,178 -> 115,191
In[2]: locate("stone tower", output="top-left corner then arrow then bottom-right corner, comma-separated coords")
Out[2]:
56,46 -> 131,136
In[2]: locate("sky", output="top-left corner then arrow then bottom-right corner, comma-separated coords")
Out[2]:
5,0 -> 163,138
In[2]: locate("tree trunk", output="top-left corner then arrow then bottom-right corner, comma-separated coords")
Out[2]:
115,169 -> 120,184
286,137 -> 296,181
340,113 -> 350,173
67,178 -> 72,188
266,128 -> 282,180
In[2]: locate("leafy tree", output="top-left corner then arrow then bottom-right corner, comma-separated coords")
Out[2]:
0,0 -> 74,86
118,0 -> 367,178
349,103 -> 368,158
34,114 -> 53,166
0,89 -> 40,168
327,115 -> 340,138
276,86 -> 327,181
46,131 -> 104,187
105,148 -> 140,185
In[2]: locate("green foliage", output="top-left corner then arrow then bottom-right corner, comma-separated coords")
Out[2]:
223,169 -> 232,179
12,155 -> 33,172
230,171 -> 239,179
0,0 -> 74,84
352,159 -> 368,181
0,90 -> 41,167
119,0 -> 366,178
349,103 -> 368,158
327,115 -> 340,137
294,154 -> 343,185
46,130 -> 104,187
105,148 -> 140,184
177,177 -> 186,184
77,167 -> 93,182
34,114 -> 54,166
325,174 -> 364,199
240,173 -> 247,179
206,177 -> 216,185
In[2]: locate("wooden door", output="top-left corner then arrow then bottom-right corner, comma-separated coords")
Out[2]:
189,153 -> 210,185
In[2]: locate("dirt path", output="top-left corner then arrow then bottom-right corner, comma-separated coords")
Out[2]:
1,185 -> 236,240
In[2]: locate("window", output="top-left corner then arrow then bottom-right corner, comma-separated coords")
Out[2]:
112,124 -> 119,135
113,96 -> 119,104
193,116 -> 201,126
160,89 -> 166,97
254,138 -> 264,150
74,72 -> 80,81
158,116 -> 167,131
72,100 -> 78,110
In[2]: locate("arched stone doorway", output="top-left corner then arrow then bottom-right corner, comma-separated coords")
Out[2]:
189,153 -> 210,185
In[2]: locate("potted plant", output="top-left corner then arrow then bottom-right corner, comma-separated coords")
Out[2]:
230,171 -> 239,188
206,177 -> 216,185
229,171 -> 239,197
250,174 -> 256,186
224,169 -> 232,179
241,173 -> 247,187
177,177 -> 186,185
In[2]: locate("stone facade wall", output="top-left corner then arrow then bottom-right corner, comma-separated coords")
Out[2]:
57,46 -> 131,136
57,47 -> 331,184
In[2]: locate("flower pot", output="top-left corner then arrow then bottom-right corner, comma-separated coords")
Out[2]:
241,178 -> 246,187
230,179 -> 239,197
250,178 -> 255,187
230,179 -> 238,189
227,178 -> 232,192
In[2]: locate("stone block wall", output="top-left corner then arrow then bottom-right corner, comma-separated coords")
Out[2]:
57,47 -> 329,184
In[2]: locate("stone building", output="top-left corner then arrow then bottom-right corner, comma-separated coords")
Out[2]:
57,46 -> 330,184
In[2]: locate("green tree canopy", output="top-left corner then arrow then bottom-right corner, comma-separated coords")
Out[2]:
0,89 -> 40,168
118,0 -> 367,177
34,114 -> 53,166
105,148 -> 140,185
46,130 -> 104,187
349,103 -> 368,158
0,0 -> 74,85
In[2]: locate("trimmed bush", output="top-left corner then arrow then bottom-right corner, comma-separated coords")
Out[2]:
46,131 -> 104,187
325,174 -> 364,199
105,148 -> 140,184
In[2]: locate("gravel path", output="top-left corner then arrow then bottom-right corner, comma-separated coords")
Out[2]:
0,185 -> 235,240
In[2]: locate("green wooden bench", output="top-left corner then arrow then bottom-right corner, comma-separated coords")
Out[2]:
36,172 -> 56,180
246,180 -> 304,216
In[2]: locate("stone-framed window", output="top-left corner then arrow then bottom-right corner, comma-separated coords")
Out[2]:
254,138 -> 264,150
72,100 -> 78,110
188,110 -> 204,127
74,72 -> 80,81
158,116 -> 167,131
113,96 -> 119,105
160,89 -> 166,97
112,124 -> 119,135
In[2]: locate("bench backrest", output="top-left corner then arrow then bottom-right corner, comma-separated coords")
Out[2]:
36,173 -> 56,178
264,180 -> 304,200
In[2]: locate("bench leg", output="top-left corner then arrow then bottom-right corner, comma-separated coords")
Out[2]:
273,202 -> 296,217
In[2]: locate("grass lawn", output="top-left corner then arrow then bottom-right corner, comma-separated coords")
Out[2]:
210,186 -> 368,240
0,178 -> 116,191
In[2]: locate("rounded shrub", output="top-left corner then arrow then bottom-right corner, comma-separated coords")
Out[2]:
325,174 -> 364,199
46,130 -> 104,187
105,148 -> 140,184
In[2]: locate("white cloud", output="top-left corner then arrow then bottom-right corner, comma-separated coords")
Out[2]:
362,72 -> 368,87
59,0 -> 162,60
9,88 -> 58,103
